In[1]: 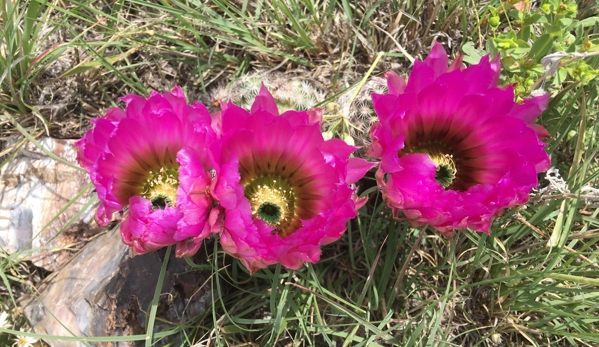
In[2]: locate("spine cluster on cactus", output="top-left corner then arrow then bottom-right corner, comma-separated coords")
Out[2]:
324,76 -> 388,150
209,72 -> 325,112
209,71 -> 391,155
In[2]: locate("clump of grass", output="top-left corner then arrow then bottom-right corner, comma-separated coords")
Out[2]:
0,0 -> 46,112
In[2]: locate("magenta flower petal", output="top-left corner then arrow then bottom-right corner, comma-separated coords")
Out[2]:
426,42 -> 450,78
385,71 -> 407,95
251,84 -> 280,116
74,107 -> 124,172
121,196 -> 183,254
404,59 -> 435,94
508,94 -> 550,123
448,53 -> 464,72
174,146 -> 221,257
307,107 -> 324,124
76,87 -> 219,255
371,93 -> 400,123
461,54 -> 501,93
367,43 -> 551,235
212,87 -> 371,273
529,124 -> 551,139
346,157 -> 377,185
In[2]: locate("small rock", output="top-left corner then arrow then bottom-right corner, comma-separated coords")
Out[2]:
22,226 -> 211,347
0,137 -> 97,271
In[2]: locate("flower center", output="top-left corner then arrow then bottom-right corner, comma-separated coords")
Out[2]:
142,166 -> 179,209
244,177 -> 295,231
429,152 -> 456,188
257,201 -> 283,225
405,143 -> 457,188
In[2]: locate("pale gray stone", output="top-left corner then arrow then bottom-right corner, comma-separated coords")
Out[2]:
0,137 -> 98,270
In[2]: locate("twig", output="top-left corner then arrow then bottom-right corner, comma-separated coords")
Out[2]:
393,227 -> 425,293
540,193 -> 599,201
515,214 -> 599,270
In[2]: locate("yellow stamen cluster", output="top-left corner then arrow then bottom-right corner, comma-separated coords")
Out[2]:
249,183 -> 289,218
142,166 -> 179,207
429,152 -> 456,173
245,177 -> 295,230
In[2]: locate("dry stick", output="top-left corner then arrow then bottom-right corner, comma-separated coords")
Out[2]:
0,129 -> 44,157
471,0 -> 484,49
568,231 -> 599,240
540,193 -> 599,201
393,227 -> 425,294
375,24 -> 415,64
515,214 -> 599,270
264,58 -> 290,74
423,1 -> 441,41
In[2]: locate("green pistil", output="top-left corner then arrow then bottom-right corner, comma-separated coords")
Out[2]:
435,164 -> 456,188
257,201 -> 283,225
151,194 -> 171,210
429,153 -> 457,188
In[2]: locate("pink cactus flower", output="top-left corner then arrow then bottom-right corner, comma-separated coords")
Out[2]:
212,86 -> 375,273
75,86 -> 221,257
367,43 -> 551,237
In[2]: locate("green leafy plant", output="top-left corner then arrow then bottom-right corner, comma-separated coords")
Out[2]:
465,0 -> 599,100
